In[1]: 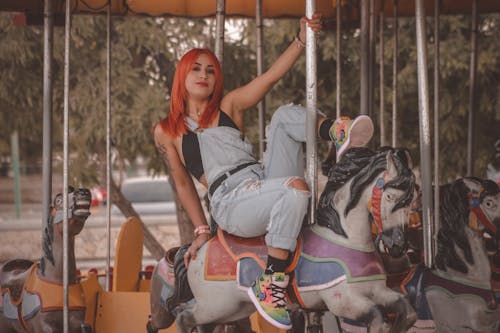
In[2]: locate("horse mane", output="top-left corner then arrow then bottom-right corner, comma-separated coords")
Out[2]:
40,209 -> 55,276
435,177 -> 499,273
317,147 -> 415,237
166,244 -> 194,312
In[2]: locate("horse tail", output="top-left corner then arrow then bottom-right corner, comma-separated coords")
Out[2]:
165,244 -> 194,312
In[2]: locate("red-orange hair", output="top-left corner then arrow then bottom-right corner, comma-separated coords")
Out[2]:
159,48 -> 223,138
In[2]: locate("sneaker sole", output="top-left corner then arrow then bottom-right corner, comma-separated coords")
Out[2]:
336,115 -> 374,160
247,287 -> 292,330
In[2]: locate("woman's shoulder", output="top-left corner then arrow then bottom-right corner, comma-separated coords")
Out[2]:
153,121 -> 173,144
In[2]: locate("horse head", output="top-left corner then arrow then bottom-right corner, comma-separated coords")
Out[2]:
41,187 -> 91,276
50,187 -> 91,236
462,177 -> 500,245
317,147 -> 415,257
370,149 -> 415,258
436,177 -> 500,273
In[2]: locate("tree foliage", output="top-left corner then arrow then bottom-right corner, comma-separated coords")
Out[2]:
0,12 -> 499,194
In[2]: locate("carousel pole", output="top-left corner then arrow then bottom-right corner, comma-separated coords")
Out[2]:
433,0 -> 440,259
360,0 -> 369,115
379,0 -> 386,146
368,0 -> 376,120
105,0 -> 113,292
415,0 -> 434,268
214,0 -> 226,64
305,0 -> 323,329
392,0 -> 398,147
336,0 -> 342,118
256,0 -> 266,159
42,0 -> 54,230
467,0 -> 478,176
305,0 -> 317,224
62,0 -> 72,330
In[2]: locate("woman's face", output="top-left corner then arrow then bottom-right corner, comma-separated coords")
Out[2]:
185,53 -> 216,101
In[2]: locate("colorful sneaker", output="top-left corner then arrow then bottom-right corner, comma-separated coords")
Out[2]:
329,115 -> 374,161
247,272 -> 291,330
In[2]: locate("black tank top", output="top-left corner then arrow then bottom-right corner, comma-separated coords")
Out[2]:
182,111 -> 239,180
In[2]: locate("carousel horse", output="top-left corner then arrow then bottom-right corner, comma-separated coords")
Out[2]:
148,147 -> 417,333
402,177 -> 500,333
0,187 -> 92,333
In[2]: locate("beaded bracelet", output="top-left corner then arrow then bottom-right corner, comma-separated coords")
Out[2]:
194,225 -> 211,237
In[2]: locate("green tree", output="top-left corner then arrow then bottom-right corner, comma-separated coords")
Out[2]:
1,12 -> 499,257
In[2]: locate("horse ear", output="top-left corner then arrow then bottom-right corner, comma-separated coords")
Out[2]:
386,152 -> 397,178
462,177 -> 482,194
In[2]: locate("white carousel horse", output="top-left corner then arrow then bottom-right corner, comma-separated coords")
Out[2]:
403,177 -> 500,333
0,188 -> 92,333
149,147 -> 417,333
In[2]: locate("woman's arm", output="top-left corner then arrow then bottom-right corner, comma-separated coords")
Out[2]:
153,126 -> 210,265
221,13 -> 322,119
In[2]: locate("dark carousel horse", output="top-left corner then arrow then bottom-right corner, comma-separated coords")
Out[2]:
402,177 -> 500,333
0,188 -> 92,333
148,147 -> 418,333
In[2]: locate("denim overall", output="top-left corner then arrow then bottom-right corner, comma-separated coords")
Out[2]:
196,104 -> 311,251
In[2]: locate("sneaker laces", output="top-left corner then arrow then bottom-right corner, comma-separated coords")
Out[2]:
269,282 -> 287,308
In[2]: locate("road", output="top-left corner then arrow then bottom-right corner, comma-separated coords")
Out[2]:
1,174 -> 182,269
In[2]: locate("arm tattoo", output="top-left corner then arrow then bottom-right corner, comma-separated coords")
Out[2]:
156,143 -> 171,168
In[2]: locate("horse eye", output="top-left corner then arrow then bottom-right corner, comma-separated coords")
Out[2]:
385,193 -> 393,201
484,200 -> 493,208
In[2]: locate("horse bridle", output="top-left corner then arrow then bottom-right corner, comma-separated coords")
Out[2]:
368,171 -> 388,235
468,189 -> 497,235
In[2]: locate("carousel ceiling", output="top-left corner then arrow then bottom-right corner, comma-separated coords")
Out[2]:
1,0 -> 499,22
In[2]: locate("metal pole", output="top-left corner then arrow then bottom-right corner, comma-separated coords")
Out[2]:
105,0 -> 112,292
336,0 -> 342,118
433,0 -> 440,260
214,0 -> 226,65
42,0 -> 54,228
62,0 -> 72,331
379,0 -> 386,146
306,0 -> 317,224
467,0 -> 478,176
11,132 -> 21,219
392,0 -> 398,147
415,0 -> 433,268
256,0 -> 266,159
360,0 -> 369,115
368,0 -> 376,120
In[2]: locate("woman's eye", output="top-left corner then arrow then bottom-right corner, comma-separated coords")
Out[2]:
207,69 -> 215,75
192,66 -> 200,72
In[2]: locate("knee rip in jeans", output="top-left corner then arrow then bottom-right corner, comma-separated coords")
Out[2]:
284,177 -> 309,193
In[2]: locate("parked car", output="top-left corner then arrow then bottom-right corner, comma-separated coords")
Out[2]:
90,186 -> 107,207
112,176 -> 176,216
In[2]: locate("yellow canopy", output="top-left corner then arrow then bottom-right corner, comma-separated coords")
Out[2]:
1,0 -> 499,22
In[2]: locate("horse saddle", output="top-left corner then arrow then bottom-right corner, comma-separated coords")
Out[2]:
402,263 -> 498,321
1,263 -> 86,322
204,228 -> 300,289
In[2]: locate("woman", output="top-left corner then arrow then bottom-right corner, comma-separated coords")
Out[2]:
153,14 -> 373,330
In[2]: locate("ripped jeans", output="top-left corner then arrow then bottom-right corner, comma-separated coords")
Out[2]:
210,104 -> 310,251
